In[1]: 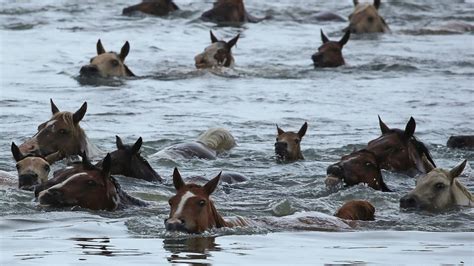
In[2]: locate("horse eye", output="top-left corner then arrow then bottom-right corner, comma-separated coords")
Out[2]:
15,164 -> 20,170
367,16 -> 374,23
434,183 -> 446,190
295,139 -> 300,144
58,129 -> 68,135
89,58 -> 93,63
365,162 -> 373,167
44,165 -> 50,172
276,138 -> 279,142
168,199 -> 172,206
198,200 -> 206,206
111,60 -> 119,67
87,180 -> 97,186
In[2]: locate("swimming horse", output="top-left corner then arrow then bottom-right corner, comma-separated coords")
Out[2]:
153,128 -> 236,160
274,122 -> 307,162
400,159 -> 473,212
195,31 -> 240,69
345,0 -> 389,34
447,135 -> 474,150
312,30 -> 351,68
19,99 -> 101,162
122,0 -> 178,16
201,0 -> 266,24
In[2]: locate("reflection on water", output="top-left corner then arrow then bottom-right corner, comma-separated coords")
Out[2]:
71,237 -> 152,257
164,236 -> 219,265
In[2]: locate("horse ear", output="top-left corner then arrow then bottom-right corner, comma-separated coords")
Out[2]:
210,30 -> 218,43
227,34 -> 240,49
115,135 -> 125,150
204,172 -> 221,195
173,167 -> 185,191
276,125 -> 284,135
119,41 -> 130,62
97,39 -> 106,55
320,29 -> 329,44
449,160 -> 467,180
373,0 -> 381,9
81,151 -> 95,169
131,137 -> 143,154
11,142 -> 24,162
353,0 -> 359,6
73,102 -> 87,124
378,115 -> 390,134
101,153 -> 112,177
50,99 -> 60,114
339,30 -> 351,47
404,117 -> 416,139
298,122 -> 308,138
421,154 -> 435,173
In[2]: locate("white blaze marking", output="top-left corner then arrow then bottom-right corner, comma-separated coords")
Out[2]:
38,172 -> 88,199
173,191 -> 195,218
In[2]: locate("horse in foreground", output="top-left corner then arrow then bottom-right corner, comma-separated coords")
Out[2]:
312,30 -> 350,68
400,159 -> 473,212
345,0 -> 389,33
195,31 -> 240,69
275,122 -> 307,162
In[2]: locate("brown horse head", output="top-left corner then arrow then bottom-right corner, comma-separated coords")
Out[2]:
312,29 -> 350,68
346,0 -> 389,33
11,142 -> 60,190
367,116 -> 436,177
195,31 -> 240,69
80,39 -> 135,78
38,153 -> 121,211
122,0 -> 179,16
326,149 -> 391,191
447,135 -> 474,150
400,159 -> 472,211
335,200 -> 375,221
275,122 -> 307,161
201,0 -> 245,23
20,99 -> 90,160
97,136 -> 162,182
165,168 -> 227,233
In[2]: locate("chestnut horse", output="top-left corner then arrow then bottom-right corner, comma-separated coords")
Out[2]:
400,159 -> 473,212
19,99 -> 101,161
201,0 -> 266,24
367,116 -> 436,177
37,153 -> 147,211
11,142 -> 61,190
195,31 -> 240,69
122,0 -> 178,16
335,200 -> 375,221
312,30 -> 351,68
275,122 -> 307,162
153,128 -> 236,160
326,149 -> 391,192
447,135 -> 474,150
345,0 -> 389,34
80,39 -> 135,78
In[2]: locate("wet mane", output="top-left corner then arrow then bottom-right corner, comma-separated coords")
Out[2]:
110,176 -> 149,208
454,179 -> 474,203
196,128 -> 236,152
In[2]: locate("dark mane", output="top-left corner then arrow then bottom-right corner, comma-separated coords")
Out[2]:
110,176 -> 149,208
410,136 -> 436,168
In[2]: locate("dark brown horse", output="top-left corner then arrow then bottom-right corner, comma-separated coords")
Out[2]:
345,0 -> 389,33
201,0 -> 266,24
122,0 -> 178,16
447,135 -> 474,150
165,168 -> 247,233
80,39 -> 135,78
367,116 -> 436,177
19,99 -> 101,161
312,30 -> 350,68
37,153 -> 147,211
275,122 -> 307,162
334,200 -> 375,221
326,149 -> 391,191
195,31 -> 240,69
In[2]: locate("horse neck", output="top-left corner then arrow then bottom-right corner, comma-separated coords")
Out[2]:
77,131 -> 102,159
452,179 -> 474,206
208,201 -> 228,228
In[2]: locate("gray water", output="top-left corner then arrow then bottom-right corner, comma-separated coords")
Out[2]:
1,0 -> 473,264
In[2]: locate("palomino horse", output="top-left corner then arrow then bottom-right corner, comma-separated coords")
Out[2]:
201,0 -> 266,24
275,122 -> 308,162
325,149 -> 391,192
11,142 -> 61,190
37,153 -> 147,211
122,0 -> 178,16
334,200 -> 375,221
312,30 -> 351,68
367,116 -> 436,177
165,168 -> 247,233
80,39 -> 135,78
194,31 -> 240,69
400,159 -> 473,211
447,135 -> 474,149
96,136 -> 162,182
345,0 -> 389,34
153,128 -> 236,160
19,99 -> 101,161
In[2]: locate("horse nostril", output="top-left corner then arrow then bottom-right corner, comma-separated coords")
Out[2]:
80,65 -> 99,75
400,195 -> 418,208
327,164 -> 343,177
179,219 -> 185,224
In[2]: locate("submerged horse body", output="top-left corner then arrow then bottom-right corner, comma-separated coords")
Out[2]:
346,0 -> 389,34
195,31 -> 240,69
201,0 -> 266,24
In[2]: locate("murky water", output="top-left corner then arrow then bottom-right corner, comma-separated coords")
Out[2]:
1,0 -> 473,264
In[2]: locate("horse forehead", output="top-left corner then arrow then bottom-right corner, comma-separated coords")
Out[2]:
204,42 -> 226,53
92,53 -> 119,64
19,157 -> 49,168
418,170 -> 449,186
353,3 -> 377,15
279,132 -> 299,140
173,191 -> 198,215
369,134 -> 401,147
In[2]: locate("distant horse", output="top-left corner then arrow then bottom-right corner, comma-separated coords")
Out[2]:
96,136 -> 162,182
345,0 -> 389,34
334,200 -> 375,221
201,0 -> 266,24
275,122 -> 307,162
122,0 -> 178,16
154,128 -> 236,160
400,159 -> 473,211
367,116 -> 436,177
19,99 -> 101,161
37,153 -> 147,211
195,31 -> 240,69
11,142 -> 61,190
326,149 -> 391,192
447,135 -> 474,150
312,30 -> 350,68
80,39 -> 135,78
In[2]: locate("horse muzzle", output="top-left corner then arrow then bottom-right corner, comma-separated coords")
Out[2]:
165,218 -> 187,232
399,194 -> 419,209
18,173 -> 39,190
80,65 -> 100,77
38,188 -> 66,206
274,142 -> 289,158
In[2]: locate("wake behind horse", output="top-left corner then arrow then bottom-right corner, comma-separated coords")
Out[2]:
153,128 -> 236,160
